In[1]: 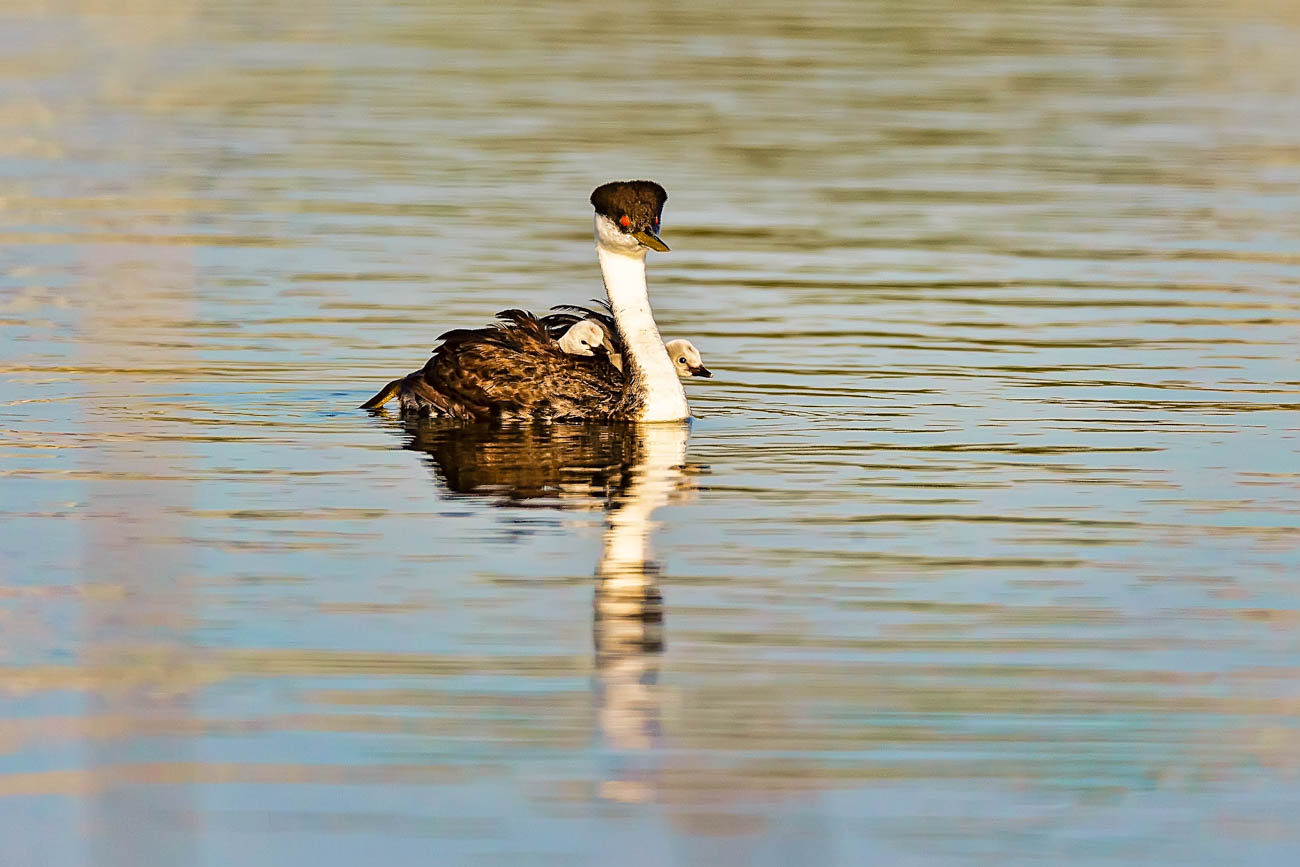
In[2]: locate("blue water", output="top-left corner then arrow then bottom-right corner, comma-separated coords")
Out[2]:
2,1 -> 1299,864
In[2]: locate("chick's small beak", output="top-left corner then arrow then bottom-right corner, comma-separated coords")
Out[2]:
690,365 -> 712,378
632,229 -> 670,252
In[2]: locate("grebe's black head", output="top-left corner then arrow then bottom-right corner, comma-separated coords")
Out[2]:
590,180 -> 669,253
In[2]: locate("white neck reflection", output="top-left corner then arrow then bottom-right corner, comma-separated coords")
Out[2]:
593,422 -> 691,803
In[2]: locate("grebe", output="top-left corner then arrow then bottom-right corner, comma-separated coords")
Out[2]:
361,180 -> 688,422
664,339 -> 710,379
544,304 -> 711,379
556,319 -> 608,358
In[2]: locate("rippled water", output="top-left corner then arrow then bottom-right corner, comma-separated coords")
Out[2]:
3,1 -> 1299,864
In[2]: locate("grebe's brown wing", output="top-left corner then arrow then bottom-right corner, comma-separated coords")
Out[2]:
420,310 -> 622,420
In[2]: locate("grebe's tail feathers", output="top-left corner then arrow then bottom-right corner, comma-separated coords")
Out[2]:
360,378 -> 404,409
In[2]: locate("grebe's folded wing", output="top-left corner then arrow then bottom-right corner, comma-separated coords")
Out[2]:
418,310 -> 622,420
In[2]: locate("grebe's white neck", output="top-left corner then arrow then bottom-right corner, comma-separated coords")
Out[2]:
594,216 -> 689,422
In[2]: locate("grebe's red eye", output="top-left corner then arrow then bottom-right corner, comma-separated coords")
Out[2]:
619,215 -> 630,228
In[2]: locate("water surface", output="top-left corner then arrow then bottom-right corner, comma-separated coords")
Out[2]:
2,1 -> 1299,864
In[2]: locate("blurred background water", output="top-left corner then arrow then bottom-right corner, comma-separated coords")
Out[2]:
2,1 -> 1299,864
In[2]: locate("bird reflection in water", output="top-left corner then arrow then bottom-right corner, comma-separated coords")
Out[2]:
390,414 -> 695,803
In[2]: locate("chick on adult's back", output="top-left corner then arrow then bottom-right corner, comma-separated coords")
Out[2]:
361,181 -> 688,422
546,310 -> 711,379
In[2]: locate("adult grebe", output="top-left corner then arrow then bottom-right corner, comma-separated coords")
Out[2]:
361,180 -> 688,422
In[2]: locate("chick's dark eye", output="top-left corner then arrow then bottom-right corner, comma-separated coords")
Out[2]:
678,357 -> 687,364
